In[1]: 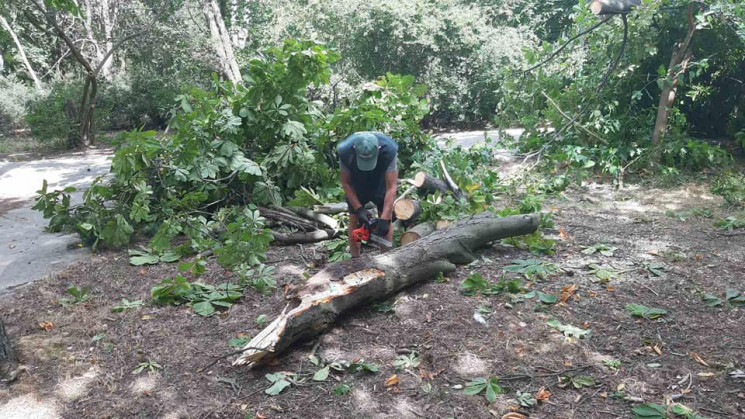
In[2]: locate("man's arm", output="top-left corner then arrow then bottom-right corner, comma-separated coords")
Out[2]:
380,169 -> 398,220
341,170 -> 362,211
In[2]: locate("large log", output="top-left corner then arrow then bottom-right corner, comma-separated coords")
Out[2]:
590,0 -> 640,15
312,202 -> 348,215
393,198 -> 421,222
400,222 -> 435,246
234,212 -> 539,367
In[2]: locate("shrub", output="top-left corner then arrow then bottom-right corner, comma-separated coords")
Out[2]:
0,76 -> 34,135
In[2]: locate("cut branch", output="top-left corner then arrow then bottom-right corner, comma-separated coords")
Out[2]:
234,212 -> 539,367
439,160 -> 465,200
541,92 -> 608,144
272,229 -> 339,245
400,222 -> 435,246
590,0 -> 641,15
393,198 -> 421,222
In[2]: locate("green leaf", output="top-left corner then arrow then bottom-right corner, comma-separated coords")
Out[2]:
333,383 -> 351,396
547,319 -> 591,339
192,301 -> 215,316
463,378 -> 487,395
725,289 -> 741,301
626,303 -> 667,319
265,379 -> 291,396
538,291 -> 558,304
159,252 -> 181,263
228,337 -> 249,349
703,293 -> 723,307
572,375 -> 595,388
485,377 -> 502,403
313,366 -> 330,381
255,314 -> 267,324
129,254 -> 160,266
633,403 -> 666,419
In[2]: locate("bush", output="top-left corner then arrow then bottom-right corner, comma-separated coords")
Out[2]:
0,76 -> 34,135
26,80 -> 91,146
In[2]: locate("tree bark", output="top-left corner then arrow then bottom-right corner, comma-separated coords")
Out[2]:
400,222 -> 435,246
202,0 -> 242,84
590,0 -> 641,15
393,198 -> 421,222
0,15 -> 43,91
0,318 -> 16,380
234,212 -> 539,367
312,203 -> 348,215
272,229 -> 340,245
651,3 -> 697,146
412,171 -> 449,195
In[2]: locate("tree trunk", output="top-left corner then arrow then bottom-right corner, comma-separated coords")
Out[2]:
400,222 -> 435,246
0,15 -> 43,91
590,0 -> 641,15
393,198 -> 421,222
651,3 -> 697,146
312,203 -> 348,215
412,171 -> 450,195
202,0 -> 242,84
0,318 -> 16,380
234,212 -> 539,367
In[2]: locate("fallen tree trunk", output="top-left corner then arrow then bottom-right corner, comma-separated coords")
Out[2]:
393,198 -> 421,222
234,212 -> 539,367
312,203 -> 347,215
400,222 -> 435,246
288,207 -> 339,231
271,229 -> 340,245
590,0 -> 640,15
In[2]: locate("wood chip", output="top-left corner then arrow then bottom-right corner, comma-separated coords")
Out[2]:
385,374 -> 400,387
691,352 -> 709,367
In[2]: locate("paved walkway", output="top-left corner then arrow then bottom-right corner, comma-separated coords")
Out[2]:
0,149 -> 112,293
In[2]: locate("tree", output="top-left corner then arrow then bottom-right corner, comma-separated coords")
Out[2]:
0,13 -> 43,90
201,0 -> 241,84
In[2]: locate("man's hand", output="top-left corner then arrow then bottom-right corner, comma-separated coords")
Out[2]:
354,207 -> 372,225
374,219 -> 390,236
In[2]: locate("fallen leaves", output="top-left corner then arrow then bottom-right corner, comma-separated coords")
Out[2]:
535,387 -> 551,402
560,284 -> 579,303
690,352 -> 709,367
39,321 -> 54,331
384,374 -> 399,387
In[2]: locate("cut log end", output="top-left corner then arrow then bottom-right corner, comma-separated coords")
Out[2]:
393,198 -> 421,221
400,222 -> 435,246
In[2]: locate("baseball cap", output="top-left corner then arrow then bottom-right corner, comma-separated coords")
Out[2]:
353,132 -> 380,171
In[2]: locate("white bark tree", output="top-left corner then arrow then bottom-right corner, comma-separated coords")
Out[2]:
201,0 -> 241,84
0,14 -> 43,91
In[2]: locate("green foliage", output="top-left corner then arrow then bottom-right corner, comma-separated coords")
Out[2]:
265,372 -> 294,395
0,76 -> 34,135
603,359 -> 621,371
704,289 -> 745,307
503,259 -> 557,281
712,171 -> 745,207
714,215 -> 745,231
393,353 -> 420,371
463,377 -> 503,403
558,375 -> 595,389
132,360 -> 162,375
59,285 -> 90,306
324,238 -> 351,262
581,243 -> 617,256
515,390 -> 536,408
625,303 -> 668,320
150,276 -> 243,316
547,319 -> 591,340
333,383 -> 351,396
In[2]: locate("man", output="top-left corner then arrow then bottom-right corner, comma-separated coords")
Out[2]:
337,131 -> 398,258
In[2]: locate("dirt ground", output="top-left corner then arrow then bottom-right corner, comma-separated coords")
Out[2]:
1,180 -> 744,418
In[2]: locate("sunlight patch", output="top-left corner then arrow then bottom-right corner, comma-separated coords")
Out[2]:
55,366 -> 99,401
0,394 -> 60,419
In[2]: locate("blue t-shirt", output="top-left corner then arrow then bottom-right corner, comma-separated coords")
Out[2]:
337,132 -> 398,197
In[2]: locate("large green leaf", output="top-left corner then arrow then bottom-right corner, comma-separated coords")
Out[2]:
191,301 -> 215,316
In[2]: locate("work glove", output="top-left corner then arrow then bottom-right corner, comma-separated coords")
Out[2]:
374,219 -> 390,237
354,206 -> 372,226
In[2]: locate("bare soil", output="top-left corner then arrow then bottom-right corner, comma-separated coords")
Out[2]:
1,181 -> 744,418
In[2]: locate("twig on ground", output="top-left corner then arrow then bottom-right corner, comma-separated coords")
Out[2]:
500,364 -> 592,381
639,283 -> 660,296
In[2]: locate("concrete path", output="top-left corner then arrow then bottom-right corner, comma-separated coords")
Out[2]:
0,149 -> 112,293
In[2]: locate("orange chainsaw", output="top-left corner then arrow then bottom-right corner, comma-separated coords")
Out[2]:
352,218 -> 393,249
